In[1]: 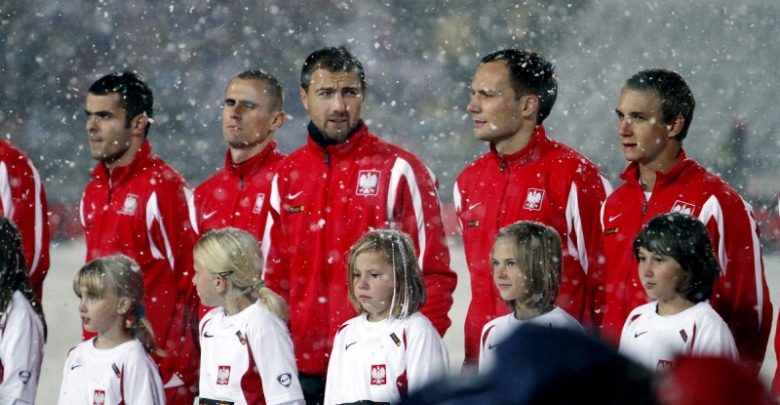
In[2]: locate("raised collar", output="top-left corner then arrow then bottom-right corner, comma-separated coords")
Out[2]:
490,125 -> 549,167
225,141 -> 278,178
620,149 -> 692,188
91,140 -> 152,185
306,120 -> 369,159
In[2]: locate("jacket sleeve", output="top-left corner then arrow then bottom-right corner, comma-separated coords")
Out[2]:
388,157 -> 456,336
700,193 -> 772,373
563,165 -> 610,327
145,180 -> 199,387
0,156 -> 50,300
0,301 -> 44,403
262,174 -> 291,303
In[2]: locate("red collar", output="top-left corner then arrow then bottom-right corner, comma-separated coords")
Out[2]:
91,140 -> 152,185
225,141 -> 278,177
490,125 -> 549,166
306,121 -> 369,160
620,149 -> 691,187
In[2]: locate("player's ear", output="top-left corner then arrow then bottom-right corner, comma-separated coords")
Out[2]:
269,110 -> 286,132
129,113 -> 149,137
116,297 -> 132,315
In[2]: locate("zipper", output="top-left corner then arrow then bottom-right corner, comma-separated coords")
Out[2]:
499,157 -> 506,172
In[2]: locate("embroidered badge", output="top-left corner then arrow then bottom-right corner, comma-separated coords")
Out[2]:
93,390 -> 106,405
252,193 -> 266,214
390,332 -> 402,347
370,364 -> 387,385
285,204 -> 304,214
119,194 -> 139,215
523,188 -> 545,211
277,372 -> 292,387
656,359 -> 674,373
356,170 -> 380,196
670,200 -> 696,215
217,365 -> 231,385
467,219 -> 480,228
679,329 -> 688,342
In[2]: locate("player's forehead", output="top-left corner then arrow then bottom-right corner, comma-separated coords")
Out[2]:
308,68 -> 362,90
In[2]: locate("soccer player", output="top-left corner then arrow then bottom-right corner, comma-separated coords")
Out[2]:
191,70 -> 286,241
599,68 -> 771,373
264,46 -> 456,404
454,48 -> 609,368
80,71 -> 198,402
0,139 -> 49,301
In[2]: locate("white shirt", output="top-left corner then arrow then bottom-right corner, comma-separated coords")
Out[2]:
619,301 -> 738,373
0,291 -> 44,405
199,302 -> 304,405
324,312 -> 449,405
57,338 -> 164,405
479,306 -> 583,372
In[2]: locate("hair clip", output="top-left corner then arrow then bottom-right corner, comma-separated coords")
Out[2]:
218,270 -> 234,278
253,279 -> 266,291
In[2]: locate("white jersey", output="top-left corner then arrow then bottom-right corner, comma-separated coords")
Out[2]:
199,302 -> 304,405
57,338 -> 164,404
324,312 -> 449,405
619,301 -> 738,373
0,291 -> 44,405
478,306 -> 583,372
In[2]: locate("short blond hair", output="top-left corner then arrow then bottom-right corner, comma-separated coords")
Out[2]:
194,228 -> 288,321
494,221 -> 562,313
346,229 -> 425,319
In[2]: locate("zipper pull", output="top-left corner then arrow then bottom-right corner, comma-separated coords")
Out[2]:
324,150 -> 331,166
499,157 -> 506,172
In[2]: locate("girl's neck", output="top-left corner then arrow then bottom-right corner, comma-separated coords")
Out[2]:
656,296 -> 696,316
223,293 -> 255,316
95,328 -> 132,350
513,303 -> 545,321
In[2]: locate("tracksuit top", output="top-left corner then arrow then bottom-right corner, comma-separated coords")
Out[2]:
0,140 -> 49,300
264,121 -> 456,377
599,150 -> 772,372
79,140 -> 199,388
191,141 -> 285,240
453,125 -> 609,366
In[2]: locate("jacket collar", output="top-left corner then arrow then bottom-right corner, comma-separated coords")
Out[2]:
91,140 -> 152,186
490,125 -> 549,167
306,120 -> 369,159
225,141 -> 278,177
620,149 -> 691,188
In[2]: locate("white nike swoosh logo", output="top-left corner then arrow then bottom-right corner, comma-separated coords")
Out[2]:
608,213 -> 622,222
468,202 -> 481,210
203,211 -> 217,219
287,191 -> 303,200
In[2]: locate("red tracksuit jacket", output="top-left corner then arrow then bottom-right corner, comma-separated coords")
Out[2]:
0,140 -> 50,299
192,142 -> 285,239
264,121 -> 456,377
454,125 -> 609,367
599,150 -> 772,372
79,140 -> 199,391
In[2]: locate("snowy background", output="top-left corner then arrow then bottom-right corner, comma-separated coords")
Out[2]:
3,0 -> 779,401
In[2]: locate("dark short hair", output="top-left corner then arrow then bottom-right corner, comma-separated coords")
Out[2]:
89,71 -> 154,136
633,212 -> 719,302
300,46 -> 366,91
624,69 -> 695,141
234,69 -> 284,112
481,49 -> 558,123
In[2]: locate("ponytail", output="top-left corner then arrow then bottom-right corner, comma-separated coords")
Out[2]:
252,279 -> 288,322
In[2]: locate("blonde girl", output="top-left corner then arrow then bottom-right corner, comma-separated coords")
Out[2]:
324,229 -> 449,404
58,254 -> 164,404
479,221 -> 583,372
0,218 -> 46,404
193,228 -> 303,405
